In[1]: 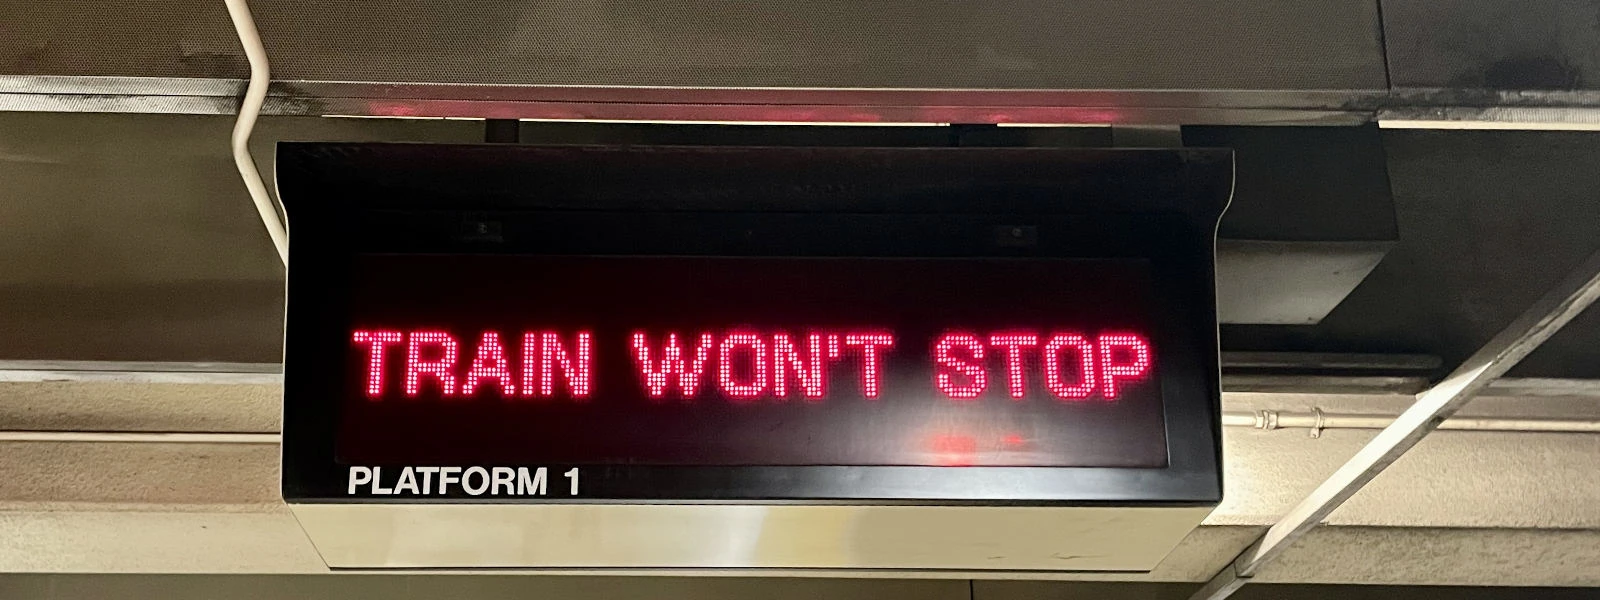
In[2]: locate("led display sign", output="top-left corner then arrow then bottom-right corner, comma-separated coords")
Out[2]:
276,144 -> 1229,505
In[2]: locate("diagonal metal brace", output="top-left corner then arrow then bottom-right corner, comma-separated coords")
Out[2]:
1191,248 -> 1600,600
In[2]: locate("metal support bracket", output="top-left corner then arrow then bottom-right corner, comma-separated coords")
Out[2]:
1191,248 -> 1600,599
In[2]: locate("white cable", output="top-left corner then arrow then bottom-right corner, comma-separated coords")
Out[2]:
224,0 -> 289,266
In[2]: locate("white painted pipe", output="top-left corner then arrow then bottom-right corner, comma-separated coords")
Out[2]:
224,0 -> 289,266
0,431 -> 281,444
1220,410 -> 1600,433
2,412 -> 1596,445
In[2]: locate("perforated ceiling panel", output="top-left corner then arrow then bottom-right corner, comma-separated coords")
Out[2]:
3,0 -> 1386,90
1382,0 -> 1600,91
0,0 -> 241,79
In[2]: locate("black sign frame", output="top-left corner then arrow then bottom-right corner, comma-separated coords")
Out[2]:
276,144 -> 1230,505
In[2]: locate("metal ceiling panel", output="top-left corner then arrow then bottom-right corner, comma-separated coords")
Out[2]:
2,1 -> 1388,91
1382,0 -> 1600,93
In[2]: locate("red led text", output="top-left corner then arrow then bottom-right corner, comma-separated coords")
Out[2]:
353,329 -> 593,400
353,328 -> 1152,402
933,331 -> 1152,400
631,330 -> 893,400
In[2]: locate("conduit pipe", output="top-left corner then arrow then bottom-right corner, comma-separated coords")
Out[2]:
1221,410 -> 1600,434
224,0 -> 289,266
3,412 -> 1597,444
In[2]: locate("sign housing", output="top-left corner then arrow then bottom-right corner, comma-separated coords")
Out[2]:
277,144 -> 1230,570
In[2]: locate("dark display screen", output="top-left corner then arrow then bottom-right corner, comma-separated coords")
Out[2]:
278,143 -> 1230,503
336,254 -> 1168,468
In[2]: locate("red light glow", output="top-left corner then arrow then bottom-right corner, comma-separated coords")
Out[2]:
929,433 -> 978,466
